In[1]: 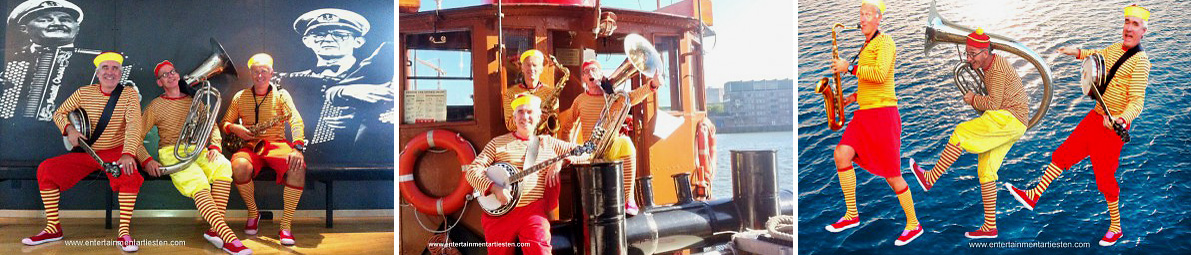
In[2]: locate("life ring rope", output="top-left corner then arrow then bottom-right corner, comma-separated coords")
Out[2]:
399,129 -> 476,217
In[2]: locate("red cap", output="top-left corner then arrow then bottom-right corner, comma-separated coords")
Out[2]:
966,28 -> 991,49
581,60 -> 600,71
154,60 -> 175,77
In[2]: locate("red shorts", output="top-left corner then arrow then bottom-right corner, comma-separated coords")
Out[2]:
839,106 -> 903,178
1050,110 -> 1127,200
481,199 -> 552,255
231,141 -> 296,184
37,146 -> 143,193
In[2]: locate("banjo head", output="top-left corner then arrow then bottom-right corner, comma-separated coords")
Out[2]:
479,163 -> 522,216
1080,54 -> 1105,96
63,109 -> 90,150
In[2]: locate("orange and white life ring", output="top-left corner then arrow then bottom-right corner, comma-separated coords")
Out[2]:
399,130 -> 476,215
693,119 -> 717,199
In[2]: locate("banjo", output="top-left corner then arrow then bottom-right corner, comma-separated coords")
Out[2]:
63,109 -> 123,177
476,129 -> 601,216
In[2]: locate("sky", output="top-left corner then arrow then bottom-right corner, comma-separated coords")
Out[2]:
409,0 -> 795,89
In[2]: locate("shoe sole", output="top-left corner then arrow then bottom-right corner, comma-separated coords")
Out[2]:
1004,183 -> 1035,211
245,229 -> 258,235
22,237 -> 62,246
121,245 -> 139,252
965,233 -> 998,239
204,234 -> 224,248
909,158 -> 929,192
894,229 -> 923,246
825,222 -> 859,233
281,239 -> 296,246
224,247 -> 254,255
1099,237 -> 1121,246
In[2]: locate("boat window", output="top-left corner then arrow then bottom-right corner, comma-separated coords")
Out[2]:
655,36 -> 681,112
403,31 -> 475,123
502,28 -> 535,85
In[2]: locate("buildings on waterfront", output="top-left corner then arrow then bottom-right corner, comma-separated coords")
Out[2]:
709,79 -> 793,133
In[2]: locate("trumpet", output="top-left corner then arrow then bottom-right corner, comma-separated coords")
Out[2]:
814,23 -> 856,131
924,1 -> 1053,129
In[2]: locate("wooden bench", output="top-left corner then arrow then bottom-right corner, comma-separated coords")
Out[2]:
0,161 -> 392,229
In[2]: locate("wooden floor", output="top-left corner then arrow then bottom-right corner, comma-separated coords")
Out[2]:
0,216 -> 393,254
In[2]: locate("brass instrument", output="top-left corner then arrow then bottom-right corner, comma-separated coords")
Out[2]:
814,23 -> 856,131
535,54 -> 570,136
924,1 -> 1053,129
590,33 -> 661,159
223,110 -> 293,155
159,39 -> 237,175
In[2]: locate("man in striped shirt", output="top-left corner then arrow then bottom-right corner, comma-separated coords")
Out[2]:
222,53 -> 307,246
1005,4 -> 1152,246
22,52 -> 143,252
466,93 -> 588,255
502,50 -> 554,132
910,28 -> 1029,239
824,0 -> 923,246
136,61 -> 251,254
558,59 -> 658,215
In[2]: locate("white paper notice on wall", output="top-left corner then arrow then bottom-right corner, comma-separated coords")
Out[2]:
652,109 -> 684,139
403,90 -> 447,124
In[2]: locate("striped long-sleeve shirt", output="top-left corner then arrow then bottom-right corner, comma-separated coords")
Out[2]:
972,54 -> 1029,125
503,82 -> 555,132
465,133 -> 581,208
1077,43 -> 1150,124
220,87 -> 305,146
135,95 -> 223,163
558,84 -> 653,142
850,32 -> 898,110
52,84 -> 142,157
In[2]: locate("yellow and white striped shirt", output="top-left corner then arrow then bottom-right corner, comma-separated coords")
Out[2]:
136,95 -> 223,162
220,87 -> 305,146
465,133 -> 580,208
52,84 -> 142,156
558,84 -> 652,142
973,54 -> 1029,125
852,32 -> 898,110
1077,43 -> 1150,124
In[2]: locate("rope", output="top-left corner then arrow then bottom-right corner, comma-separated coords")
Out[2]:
406,193 -> 471,234
765,215 -> 794,242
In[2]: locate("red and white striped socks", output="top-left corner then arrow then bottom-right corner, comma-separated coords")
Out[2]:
1027,163 -> 1065,200
117,192 -> 137,237
925,142 -> 965,185
895,187 -> 920,231
40,189 -> 61,234
837,166 -> 858,220
978,181 -> 997,231
235,180 -> 259,220
194,190 -> 238,243
281,185 -> 303,231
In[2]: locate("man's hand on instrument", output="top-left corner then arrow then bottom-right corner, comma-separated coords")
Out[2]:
206,148 -> 220,163
287,150 -> 306,173
544,167 -> 560,187
831,58 -> 850,74
1057,47 -> 1079,57
647,72 -> 662,89
490,185 -> 511,205
230,124 -> 253,140
145,160 -> 163,177
963,92 -> 976,105
65,126 -> 83,148
843,93 -> 858,106
1102,115 -> 1125,130
118,155 -> 137,176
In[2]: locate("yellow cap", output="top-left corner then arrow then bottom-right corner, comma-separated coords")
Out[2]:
519,49 -> 543,63
509,92 -> 542,110
861,0 -> 886,14
247,53 -> 274,68
93,52 -> 123,68
1124,4 -> 1150,21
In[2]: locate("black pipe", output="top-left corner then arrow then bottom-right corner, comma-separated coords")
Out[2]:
624,198 -> 738,254
636,176 -> 655,209
576,161 -> 627,255
672,173 -> 694,205
730,150 -> 780,230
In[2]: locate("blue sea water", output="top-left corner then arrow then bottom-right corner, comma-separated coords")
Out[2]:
797,0 -> 1191,254
708,131 -> 796,200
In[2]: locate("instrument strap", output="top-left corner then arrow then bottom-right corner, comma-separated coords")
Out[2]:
523,134 -> 540,171
1098,44 -> 1142,97
74,84 -> 124,153
849,30 -> 880,65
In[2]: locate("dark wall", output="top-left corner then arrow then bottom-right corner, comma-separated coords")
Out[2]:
0,0 -> 394,210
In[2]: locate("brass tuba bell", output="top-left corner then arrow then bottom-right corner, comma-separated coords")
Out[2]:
589,33 -> 662,158
159,38 -> 238,175
924,1 -> 1053,129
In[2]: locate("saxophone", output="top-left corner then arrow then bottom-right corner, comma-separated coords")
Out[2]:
814,23 -> 856,131
224,109 -> 293,154
535,54 -> 569,136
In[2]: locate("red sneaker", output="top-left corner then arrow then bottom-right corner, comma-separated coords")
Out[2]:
909,158 -> 932,192
204,228 -> 223,247
117,235 -> 138,252
21,228 -> 63,246
894,225 -> 924,246
1099,231 -> 1123,246
279,230 -> 295,246
626,200 -> 640,216
244,215 -> 260,235
825,216 -> 860,233
964,228 -> 998,239
1005,183 -> 1037,211
223,239 -> 254,254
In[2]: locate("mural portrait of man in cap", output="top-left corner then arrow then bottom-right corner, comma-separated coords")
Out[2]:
0,0 -> 129,161
281,8 -> 394,161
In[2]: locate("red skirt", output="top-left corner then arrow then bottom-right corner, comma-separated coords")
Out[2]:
839,106 -> 902,178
